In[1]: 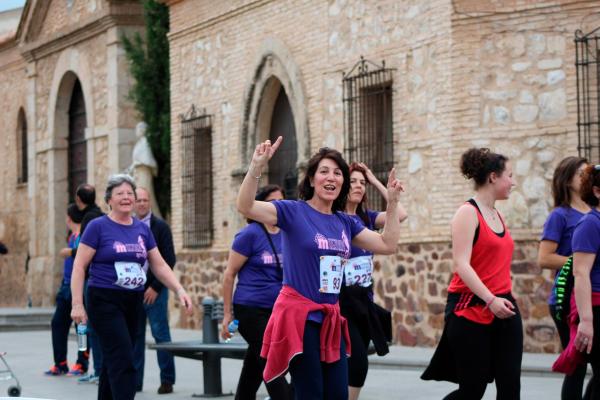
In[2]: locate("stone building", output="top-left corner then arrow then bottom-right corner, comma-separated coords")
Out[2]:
165,0 -> 600,352
0,0 -> 144,306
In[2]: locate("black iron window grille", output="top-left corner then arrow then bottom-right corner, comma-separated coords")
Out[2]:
181,105 -> 213,248
343,56 -> 395,211
576,28 -> 600,162
17,108 -> 27,184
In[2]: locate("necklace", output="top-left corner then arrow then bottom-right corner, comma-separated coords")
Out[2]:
474,198 -> 497,221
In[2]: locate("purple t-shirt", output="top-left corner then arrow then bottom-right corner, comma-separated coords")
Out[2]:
572,209 -> 600,292
273,200 -> 365,322
541,206 -> 586,305
232,222 -> 283,309
349,210 -> 379,258
81,216 -> 157,291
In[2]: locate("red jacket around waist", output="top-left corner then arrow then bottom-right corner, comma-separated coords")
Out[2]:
553,292 -> 600,374
260,285 -> 351,382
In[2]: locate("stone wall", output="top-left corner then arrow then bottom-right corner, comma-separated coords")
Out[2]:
0,42 -> 29,307
165,0 -> 600,351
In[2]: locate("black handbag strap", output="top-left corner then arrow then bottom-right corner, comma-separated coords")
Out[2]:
259,224 -> 281,269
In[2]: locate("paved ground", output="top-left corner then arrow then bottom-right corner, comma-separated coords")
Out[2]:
0,328 -> 581,399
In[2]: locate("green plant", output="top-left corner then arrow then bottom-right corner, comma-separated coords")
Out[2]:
122,0 -> 171,216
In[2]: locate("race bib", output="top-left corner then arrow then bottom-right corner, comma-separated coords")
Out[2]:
114,261 -> 146,290
319,255 -> 344,294
345,256 -> 373,287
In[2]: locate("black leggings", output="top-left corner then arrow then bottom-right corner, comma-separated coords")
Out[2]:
443,312 -> 523,400
550,304 -> 591,400
233,304 -> 292,400
347,319 -> 369,387
582,306 -> 600,400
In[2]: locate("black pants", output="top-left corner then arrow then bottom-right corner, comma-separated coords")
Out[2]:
288,321 -> 348,400
443,312 -> 523,400
88,287 -> 143,400
233,304 -> 292,400
582,306 -> 600,400
550,304 -> 592,400
347,318 -> 369,387
51,282 -> 88,368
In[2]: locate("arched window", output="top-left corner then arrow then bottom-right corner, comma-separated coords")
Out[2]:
68,80 -> 87,202
17,108 -> 27,184
268,87 -> 298,199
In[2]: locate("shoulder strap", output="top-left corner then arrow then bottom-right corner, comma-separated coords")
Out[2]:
259,224 -> 281,269
466,199 -> 480,246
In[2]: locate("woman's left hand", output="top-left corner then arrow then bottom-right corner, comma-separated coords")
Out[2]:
575,319 -> 594,354
386,168 -> 404,204
177,289 -> 194,314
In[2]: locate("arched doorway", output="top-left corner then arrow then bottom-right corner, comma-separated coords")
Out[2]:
67,79 -> 87,202
268,87 -> 298,198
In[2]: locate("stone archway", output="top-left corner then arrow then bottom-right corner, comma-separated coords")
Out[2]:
240,37 -> 310,172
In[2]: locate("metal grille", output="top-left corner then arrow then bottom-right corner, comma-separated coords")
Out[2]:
17,109 -> 27,184
343,57 -> 395,211
576,28 -> 600,162
181,106 -> 213,248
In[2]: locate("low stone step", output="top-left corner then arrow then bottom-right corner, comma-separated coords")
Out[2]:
0,307 -> 53,332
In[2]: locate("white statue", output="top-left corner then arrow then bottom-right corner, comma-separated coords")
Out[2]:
130,122 -> 162,218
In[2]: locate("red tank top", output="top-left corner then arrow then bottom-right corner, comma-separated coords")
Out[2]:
447,200 -> 514,324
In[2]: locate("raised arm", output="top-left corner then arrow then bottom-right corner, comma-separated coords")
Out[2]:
451,205 -> 515,319
358,163 -> 408,227
236,137 -> 282,226
352,168 -> 403,254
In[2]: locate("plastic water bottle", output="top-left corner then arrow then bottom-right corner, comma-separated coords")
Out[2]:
77,323 -> 87,351
225,319 -> 238,343
228,319 -> 239,334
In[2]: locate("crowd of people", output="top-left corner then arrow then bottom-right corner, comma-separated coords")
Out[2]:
40,135 -> 600,400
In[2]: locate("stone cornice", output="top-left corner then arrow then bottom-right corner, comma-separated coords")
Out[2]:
20,13 -> 144,62
167,0 -> 274,41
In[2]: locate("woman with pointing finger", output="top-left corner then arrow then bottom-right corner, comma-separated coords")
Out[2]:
422,148 -> 522,399
236,138 -> 404,400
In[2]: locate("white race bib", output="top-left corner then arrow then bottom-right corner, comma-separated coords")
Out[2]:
319,255 -> 344,294
344,256 -> 373,287
114,261 -> 146,290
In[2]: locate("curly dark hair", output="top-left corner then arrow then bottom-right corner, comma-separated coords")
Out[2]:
580,164 -> 600,207
551,156 -> 587,208
460,148 -> 508,188
298,148 -> 350,213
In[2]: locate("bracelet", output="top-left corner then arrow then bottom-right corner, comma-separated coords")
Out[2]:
484,296 -> 496,310
72,303 -> 84,308
252,172 -> 261,180
176,287 -> 186,297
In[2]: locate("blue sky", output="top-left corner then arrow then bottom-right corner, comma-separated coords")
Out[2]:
0,0 -> 25,13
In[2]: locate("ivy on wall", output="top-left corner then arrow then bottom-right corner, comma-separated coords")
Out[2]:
122,0 -> 171,216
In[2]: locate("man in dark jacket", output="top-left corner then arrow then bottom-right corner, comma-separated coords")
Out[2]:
133,187 -> 176,395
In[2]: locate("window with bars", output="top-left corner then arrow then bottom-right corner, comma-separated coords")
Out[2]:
181,106 -> 213,248
576,28 -> 600,162
17,108 -> 28,184
343,57 -> 395,211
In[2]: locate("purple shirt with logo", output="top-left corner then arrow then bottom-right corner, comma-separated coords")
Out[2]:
81,215 -> 157,291
273,200 -> 365,322
232,222 -> 284,309
541,206 -> 586,305
572,209 -> 600,292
